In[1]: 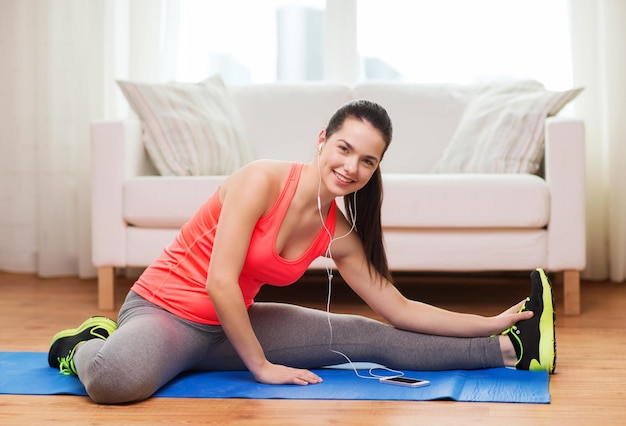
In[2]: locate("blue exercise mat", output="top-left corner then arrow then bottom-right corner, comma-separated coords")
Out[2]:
0,352 -> 549,403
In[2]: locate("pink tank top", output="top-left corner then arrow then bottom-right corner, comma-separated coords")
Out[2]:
132,163 -> 337,324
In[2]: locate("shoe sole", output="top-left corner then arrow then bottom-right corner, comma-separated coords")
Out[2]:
48,317 -> 117,367
50,316 -> 117,344
536,268 -> 556,373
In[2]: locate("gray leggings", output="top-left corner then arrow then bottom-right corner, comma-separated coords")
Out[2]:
74,291 -> 504,404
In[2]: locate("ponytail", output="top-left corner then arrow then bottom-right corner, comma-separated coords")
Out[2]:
344,168 -> 392,283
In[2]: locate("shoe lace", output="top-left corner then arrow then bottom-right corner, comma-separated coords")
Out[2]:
57,354 -> 78,376
519,296 -> 531,313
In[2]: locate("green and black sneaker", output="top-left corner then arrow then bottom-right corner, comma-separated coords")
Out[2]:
48,316 -> 117,376
504,268 -> 556,373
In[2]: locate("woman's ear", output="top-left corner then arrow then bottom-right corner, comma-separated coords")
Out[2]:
317,129 -> 326,153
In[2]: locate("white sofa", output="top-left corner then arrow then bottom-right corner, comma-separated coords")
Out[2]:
91,82 -> 586,314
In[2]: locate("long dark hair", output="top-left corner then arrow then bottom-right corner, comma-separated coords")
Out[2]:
325,100 -> 393,283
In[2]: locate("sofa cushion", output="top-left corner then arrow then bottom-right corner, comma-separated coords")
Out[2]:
382,229 -> 548,271
117,75 -> 255,176
433,82 -> 583,173
382,173 -> 549,228
124,173 -> 549,229
124,176 -> 227,228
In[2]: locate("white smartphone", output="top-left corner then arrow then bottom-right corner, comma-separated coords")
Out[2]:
379,376 -> 430,388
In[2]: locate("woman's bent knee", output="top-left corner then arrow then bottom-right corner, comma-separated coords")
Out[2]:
80,356 -> 157,404
83,373 -> 157,405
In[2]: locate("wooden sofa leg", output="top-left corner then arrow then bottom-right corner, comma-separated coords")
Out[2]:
562,270 -> 581,316
98,266 -> 115,310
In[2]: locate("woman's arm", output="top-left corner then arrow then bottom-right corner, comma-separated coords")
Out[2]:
330,217 -> 532,337
206,162 -> 322,385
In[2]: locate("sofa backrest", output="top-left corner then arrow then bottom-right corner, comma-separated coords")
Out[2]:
230,83 -> 353,164
353,83 -> 470,173
231,82 -> 470,173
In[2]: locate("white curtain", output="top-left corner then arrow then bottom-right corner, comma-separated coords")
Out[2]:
568,0 -> 626,282
0,0 -> 177,278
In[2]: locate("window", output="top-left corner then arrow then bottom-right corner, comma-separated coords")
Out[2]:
176,0 -> 325,84
175,0 -> 572,89
356,0 -> 572,89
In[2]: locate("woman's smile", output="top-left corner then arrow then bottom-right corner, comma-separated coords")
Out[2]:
333,170 -> 355,185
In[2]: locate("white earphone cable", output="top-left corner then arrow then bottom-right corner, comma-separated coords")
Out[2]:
316,155 -> 403,381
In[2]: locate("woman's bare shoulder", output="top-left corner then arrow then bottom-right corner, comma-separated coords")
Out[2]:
229,160 -> 292,184
243,159 -> 292,175
220,160 -> 293,203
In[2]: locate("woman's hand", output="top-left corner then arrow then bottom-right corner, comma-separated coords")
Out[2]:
491,300 -> 534,335
252,361 -> 323,386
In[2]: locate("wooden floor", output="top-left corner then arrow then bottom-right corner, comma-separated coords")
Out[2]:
0,271 -> 624,425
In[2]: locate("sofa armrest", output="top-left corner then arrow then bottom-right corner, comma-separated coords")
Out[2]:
544,116 -> 586,270
90,119 -> 143,267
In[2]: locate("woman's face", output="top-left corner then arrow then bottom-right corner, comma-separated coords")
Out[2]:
317,117 -> 386,197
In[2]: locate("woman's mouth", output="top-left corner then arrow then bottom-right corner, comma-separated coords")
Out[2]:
333,171 -> 355,185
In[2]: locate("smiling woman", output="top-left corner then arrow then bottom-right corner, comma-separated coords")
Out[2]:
48,98 -> 555,404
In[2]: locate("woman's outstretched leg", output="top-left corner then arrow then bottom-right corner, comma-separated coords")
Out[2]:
237,302 -> 505,371
239,268 -> 555,374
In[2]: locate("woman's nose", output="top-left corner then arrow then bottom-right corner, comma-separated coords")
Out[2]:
343,156 -> 358,175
